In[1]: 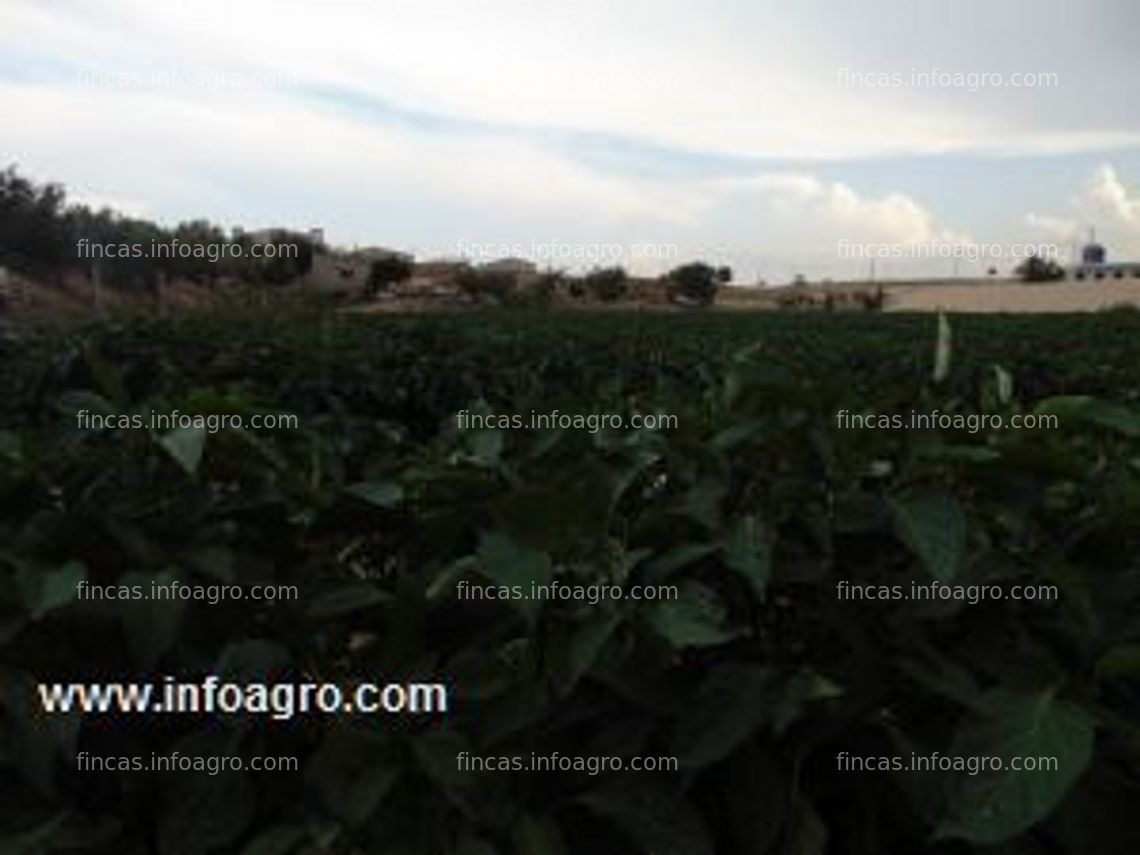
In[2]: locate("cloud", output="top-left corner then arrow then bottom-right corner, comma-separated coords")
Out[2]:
1027,165 -> 1140,260
1089,165 -> 1140,228
2,69 -> 974,282
4,0 -> 1140,161
9,0 -> 1110,280
733,174 -> 969,245
1025,213 -> 1079,244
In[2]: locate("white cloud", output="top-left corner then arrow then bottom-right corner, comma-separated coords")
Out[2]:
1025,213 -> 1079,243
2,68 -> 975,281
8,0 -> 1114,281
1089,165 -> 1140,228
4,0 -> 1139,161
737,174 -> 968,245
1026,165 -> 1140,260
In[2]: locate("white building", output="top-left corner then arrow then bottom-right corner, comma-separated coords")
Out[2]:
1069,234 -> 1140,280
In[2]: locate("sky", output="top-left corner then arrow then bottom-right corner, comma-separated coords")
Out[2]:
3,0 -> 1140,282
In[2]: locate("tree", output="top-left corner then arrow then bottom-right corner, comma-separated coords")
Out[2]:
666,262 -> 722,306
0,166 -> 69,277
1015,253 -> 1065,283
259,232 -> 315,286
583,266 -> 628,302
365,255 -> 413,296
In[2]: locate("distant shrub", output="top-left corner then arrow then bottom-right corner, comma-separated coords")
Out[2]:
1016,254 -> 1065,283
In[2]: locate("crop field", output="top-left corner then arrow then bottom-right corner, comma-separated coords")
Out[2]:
2,309 -> 1140,854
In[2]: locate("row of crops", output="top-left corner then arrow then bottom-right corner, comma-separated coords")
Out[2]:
1,308 -> 1139,854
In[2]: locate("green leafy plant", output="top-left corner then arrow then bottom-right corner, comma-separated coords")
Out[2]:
0,311 -> 1138,854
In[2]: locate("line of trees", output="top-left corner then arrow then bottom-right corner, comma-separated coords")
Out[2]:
454,262 -> 732,308
2,165 -> 735,307
0,166 -> 315,292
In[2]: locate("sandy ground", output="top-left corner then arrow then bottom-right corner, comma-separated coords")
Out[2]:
884,280 -> 1140,313
719,278 -> 1140,313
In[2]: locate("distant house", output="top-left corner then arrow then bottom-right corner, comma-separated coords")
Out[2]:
475,258 -> 539,290
1069,236 -> 1140,281
480,257 -> 538,277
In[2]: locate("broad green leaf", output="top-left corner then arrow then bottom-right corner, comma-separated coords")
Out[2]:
671,664 -> 773,767
23,561 -> 86,619
157,425 -> 208,476
608,450 -> 662,514
1032,395 -> 1093,422
345,481 -> 404,508
890,491 -> 967,583
936,688 -> 1096,844
709,420 -> 765,452
675,479 -> 725,530
474,533 -> 552,621
456,402 -> 505,466
771,668 -> 844,735
899,657 -> 989,713
645,543 -> 719,580
469,427 -> 504,465
1079,400 -> 1140,437
723,514 -> 772,599
427,556 -> 476,601
58,389 -> 117,421
551,611 -> 620,692
1031,396 -> 1140,436
646,582 -> 738,648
